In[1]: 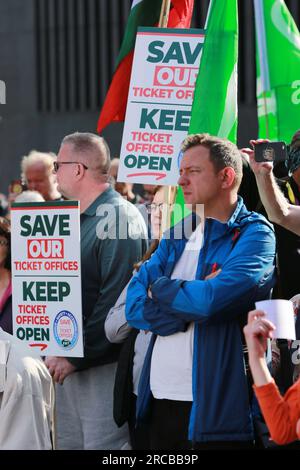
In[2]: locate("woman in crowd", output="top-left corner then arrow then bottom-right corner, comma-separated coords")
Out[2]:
244,309 -> 300,445
0,217 -> 12,334
104,185 -> 164,449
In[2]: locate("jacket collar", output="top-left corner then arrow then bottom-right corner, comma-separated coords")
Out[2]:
192,196 -> 248,242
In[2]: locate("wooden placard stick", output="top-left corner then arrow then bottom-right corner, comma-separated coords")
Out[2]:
158,0 -> 178,236
158,0 -> 171,28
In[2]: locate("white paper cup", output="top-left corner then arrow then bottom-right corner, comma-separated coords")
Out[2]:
255,299 -> 296,340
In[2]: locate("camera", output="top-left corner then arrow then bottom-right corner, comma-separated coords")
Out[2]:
254,141 -> 287,163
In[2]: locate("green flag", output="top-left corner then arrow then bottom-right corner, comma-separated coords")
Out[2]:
172,0 -> 238,225
254,0 -> 300,143
189,0 -> 238,140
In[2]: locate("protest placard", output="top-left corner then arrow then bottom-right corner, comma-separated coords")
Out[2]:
117,27 -> 205,186
10,200 -> 83,357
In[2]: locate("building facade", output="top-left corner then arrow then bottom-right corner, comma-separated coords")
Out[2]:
0,0 -> 299,191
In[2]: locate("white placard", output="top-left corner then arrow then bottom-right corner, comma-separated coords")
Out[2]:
10,201 -> 83,357
255,299 -> 296,340
118,27 -> 205,186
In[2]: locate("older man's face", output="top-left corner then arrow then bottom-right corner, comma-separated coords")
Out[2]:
25,162 -> 54,201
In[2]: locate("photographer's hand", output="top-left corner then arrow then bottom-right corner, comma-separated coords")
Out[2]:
242,139 -> 273,176
242,138 -> 299,232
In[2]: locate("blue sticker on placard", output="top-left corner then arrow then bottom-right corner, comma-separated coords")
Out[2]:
53,310 -> 78,350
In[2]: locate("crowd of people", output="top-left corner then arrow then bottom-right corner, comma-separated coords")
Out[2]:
0,129 -> 300,450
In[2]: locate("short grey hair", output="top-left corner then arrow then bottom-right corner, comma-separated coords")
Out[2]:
62,132 -> 111,179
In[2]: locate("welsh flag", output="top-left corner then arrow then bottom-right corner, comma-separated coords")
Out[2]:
173,0 -> 238,224
97,0 -> 194,133
254,0 -> 300,143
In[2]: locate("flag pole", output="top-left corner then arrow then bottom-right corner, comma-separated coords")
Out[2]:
204,0 -> 212,29
263,93 -> 270,139
158,0 -> 176,235
254,0 -> 270,140
158,0 -> 171,27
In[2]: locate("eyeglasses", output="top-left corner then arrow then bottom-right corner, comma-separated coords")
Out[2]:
53,161 -> 89,173
0,239 -> 8,246
146,203 -> 165,214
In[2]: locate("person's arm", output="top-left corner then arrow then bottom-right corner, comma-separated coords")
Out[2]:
148,221 -> 275,323
0,352 -> 53,450
125,237 -> 169,331
245,142 -> 300,236
253,162 -> 300,232
243,310 -> 274,385
126,237 -> 187,335
104,280 -> 133,343
244,310 -> 300,445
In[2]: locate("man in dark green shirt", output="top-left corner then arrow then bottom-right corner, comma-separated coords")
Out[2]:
45,132 -> 147,449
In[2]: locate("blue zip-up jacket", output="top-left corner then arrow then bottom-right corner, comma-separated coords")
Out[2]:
126,197 -> 276,443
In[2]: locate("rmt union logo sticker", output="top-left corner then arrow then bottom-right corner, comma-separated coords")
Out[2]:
0,80 -> 6,104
